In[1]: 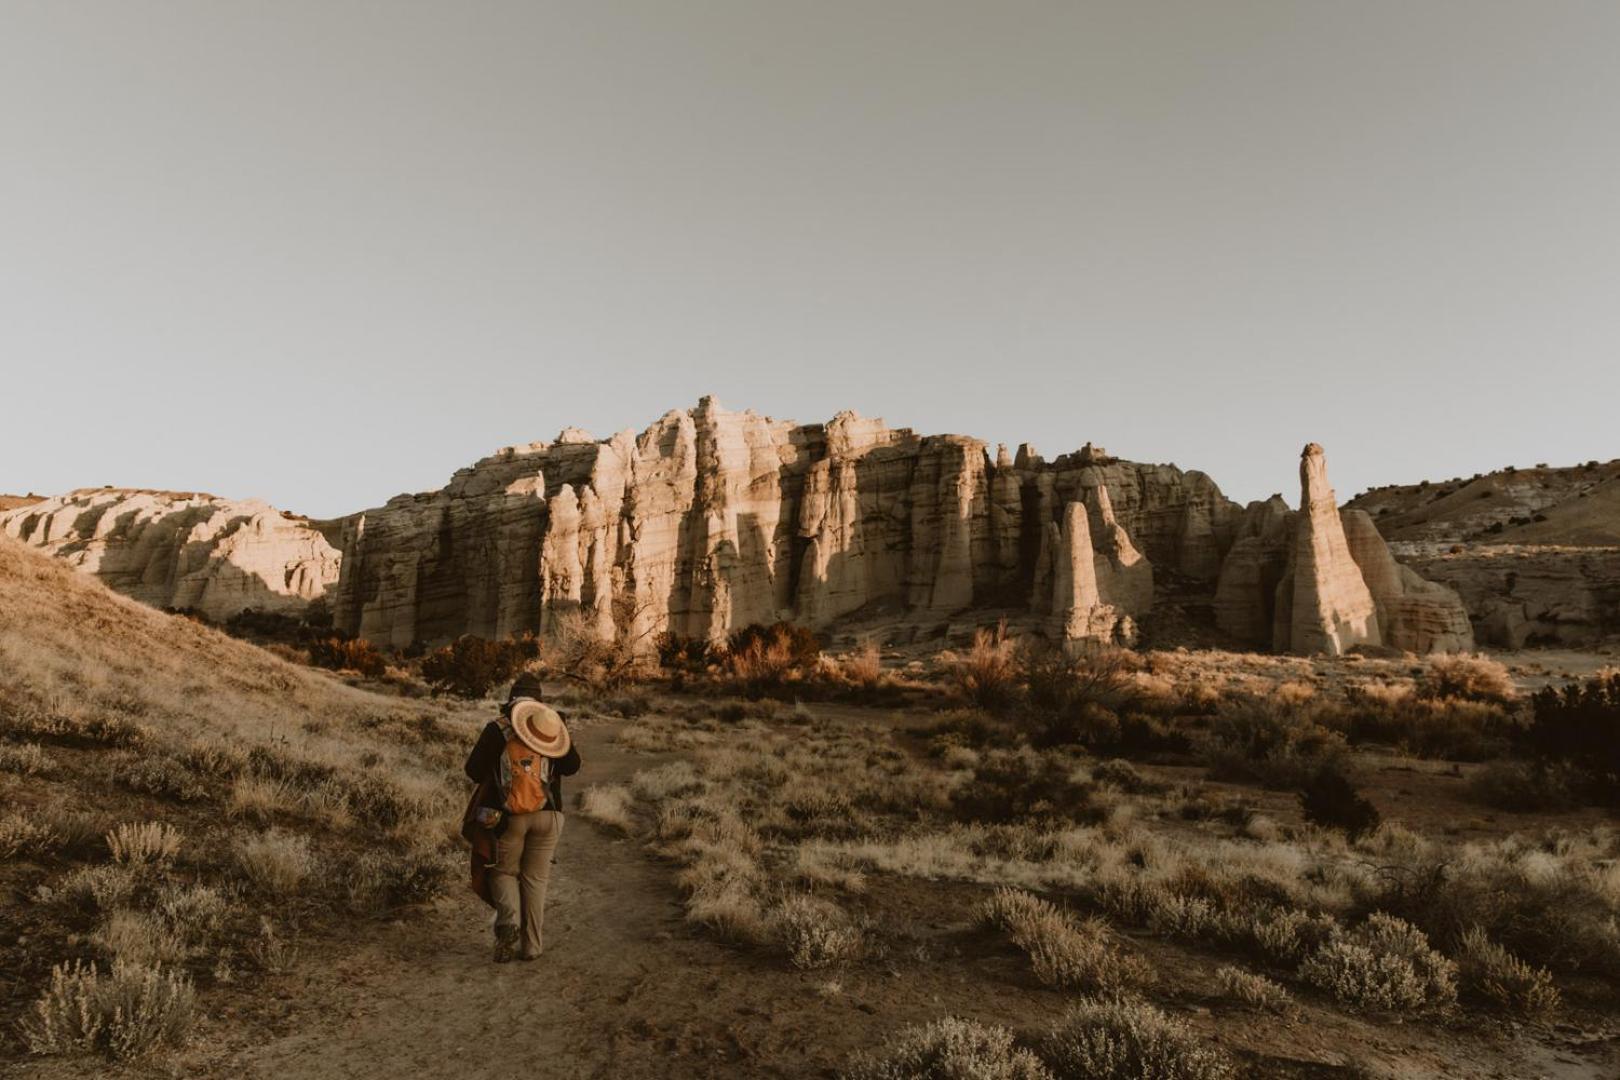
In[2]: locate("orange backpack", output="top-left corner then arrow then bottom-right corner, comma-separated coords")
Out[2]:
497,728 -> 550,814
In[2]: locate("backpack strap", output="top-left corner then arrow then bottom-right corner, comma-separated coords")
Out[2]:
492,716 -> 516,801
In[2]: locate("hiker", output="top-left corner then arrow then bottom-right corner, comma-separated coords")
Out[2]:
462,673 -> 581,963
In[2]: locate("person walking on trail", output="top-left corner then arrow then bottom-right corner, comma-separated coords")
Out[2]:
463,673 -> 581,963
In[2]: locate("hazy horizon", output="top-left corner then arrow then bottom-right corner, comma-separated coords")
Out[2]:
5,2 -> 1618,519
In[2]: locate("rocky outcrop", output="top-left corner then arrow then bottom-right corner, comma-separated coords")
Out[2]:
1341,511 -> 1475,653
0,489 -> 339,621
331,400 -> 1232,650
1393,544 -> 1620,648
1214,446 -> 1471,656
12,404 -> 1477,657
1211,496 -> 1292,648
1275,444 -> 1382,655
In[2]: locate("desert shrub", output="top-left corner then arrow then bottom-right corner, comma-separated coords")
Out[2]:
156,882 -> 230,940
236,830 -> 314,895
794,845 -> 869,894
631,761 -> 706,801
1090,758 -> 1170,796
306,636 -> 389,678
841,641 -> 885,690
95,909 -> 191,966
0,741 -> 49,775
179,739 -> 248,778
1339,686 -> 1510,760
579,783 -> 635,832
843,1017 -> 1053,1080
247,917 -> 299,973
116,754 -> 211,803
107,822 -> 182,868
772,894 -> 865,969
1420,654 -> 1516,705
1215,965 -> 1295,1014
227,774 -> 296,822
0,811 -> 56,860
0,705 -> 149,749
979,887 -> 1150,992
37,806 -> 108,858
420,634 -> 538,698
1023,644 -> 1140,747
724,622 -> 822,693
948,625 -> 1020,711
951,747 -> 1093,824
546,604 -> 655,692
1467,761 -> 1579,812
1299,768 -> 1381,841
656,632 -> 716,675
343,772 -> 424,828
344,847 -> 453,909
1455,927 -> 1560,1017
598,692 -> 652,718
55,864 -> 139,910
1371,836 -> 1620,977
1522,673 -> 1620,804
925,709 -> 1012,753
19,960 -> 196,1060
1299,913 -> 1456,1011
1205,697 -> 1349,789
1038,995 -> 1234,1080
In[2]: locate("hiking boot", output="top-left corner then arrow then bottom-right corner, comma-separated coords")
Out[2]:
518,950 -> 541,963
493,926 -> 519,964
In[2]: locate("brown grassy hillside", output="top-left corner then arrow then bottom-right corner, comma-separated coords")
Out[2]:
1346,461 -> 1620,545
0,535 -> 484,1066
0,494 -> 43,513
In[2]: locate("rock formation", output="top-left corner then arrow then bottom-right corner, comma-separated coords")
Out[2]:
1341,511 -> 1475,653
1275,444 -> 1382,655
1392,544 -> 1619,648
331,400 -> 1235,651
5,403 -> 1477,657
1213,445 -> 1472,656
0,489 -> 340,622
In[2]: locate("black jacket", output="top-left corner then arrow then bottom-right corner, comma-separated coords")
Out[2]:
464,719 -> 581,814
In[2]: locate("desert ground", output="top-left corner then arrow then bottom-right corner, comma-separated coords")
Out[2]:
4,532 -> 1620,1079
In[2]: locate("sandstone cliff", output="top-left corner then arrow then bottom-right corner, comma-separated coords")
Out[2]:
1213,445 -> 1473,656
330,400 -> 1237,651
7,404 -> 1481,657
0,489 -> 340,622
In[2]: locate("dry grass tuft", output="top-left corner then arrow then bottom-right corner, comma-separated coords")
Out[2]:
948,625 -> 1020,710
1298,913 -> 1456,1011
772,894 -> 865,969
979,887 -> 1151,992
0,741 -> 50,775
1455,927 -> 1561,1017
1419,653 -> 1517,705
579,783 -> 636,832
1039,995 -> 1234,1080
1215,965 -> 1296,1014
236,829 -> 315,895
18,960 -> 196,1061
843,1017 -> 1053,1080
0,811 -> 57,860
106,822 -> 182,868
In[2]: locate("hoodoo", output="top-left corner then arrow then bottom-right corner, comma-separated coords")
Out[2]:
1213,444 -> 1473,656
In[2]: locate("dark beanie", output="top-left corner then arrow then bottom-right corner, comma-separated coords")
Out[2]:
507,672 -> 545,702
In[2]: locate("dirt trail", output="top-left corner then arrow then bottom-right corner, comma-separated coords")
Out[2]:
213,722 -> 770,1080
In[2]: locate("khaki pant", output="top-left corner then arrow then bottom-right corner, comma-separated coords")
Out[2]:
491,810 -> 563,958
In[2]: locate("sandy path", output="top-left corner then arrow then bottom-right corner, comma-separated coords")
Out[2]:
215,723 -> 764,1080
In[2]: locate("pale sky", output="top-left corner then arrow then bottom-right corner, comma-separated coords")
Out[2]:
3,1 -> 1617,519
